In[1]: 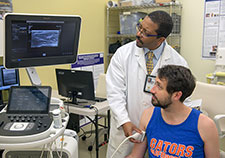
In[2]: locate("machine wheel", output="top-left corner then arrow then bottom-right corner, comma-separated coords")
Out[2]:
82,135 -> 86,141
88,145 -> 93,151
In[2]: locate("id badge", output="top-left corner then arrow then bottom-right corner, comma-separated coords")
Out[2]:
143,75 -> 156,93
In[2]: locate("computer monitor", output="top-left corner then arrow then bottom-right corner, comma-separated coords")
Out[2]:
0,65 -> 19,104
4,13 -> 81,69
0,65 -> 20,91
55,69 -> 95,105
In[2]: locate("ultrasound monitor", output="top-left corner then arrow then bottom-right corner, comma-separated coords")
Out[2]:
55,69 -> 95,105
4,13 -> 81,69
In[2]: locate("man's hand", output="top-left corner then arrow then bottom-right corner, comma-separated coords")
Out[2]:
122,122 -> 142,143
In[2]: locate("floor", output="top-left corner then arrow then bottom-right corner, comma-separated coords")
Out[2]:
77,118 -> 150,158
78,119 -> 108,158
78,133 -> 108,158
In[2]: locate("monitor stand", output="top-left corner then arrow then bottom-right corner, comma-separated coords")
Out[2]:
64,92 -> 95,108
26,67 -> 42,86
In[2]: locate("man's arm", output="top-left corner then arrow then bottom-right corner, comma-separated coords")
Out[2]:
126,107 -> 154,157
106,50 -> 141,138
198,114 -> 220,158
106,49 -> 130,127
126,137 -> 148,158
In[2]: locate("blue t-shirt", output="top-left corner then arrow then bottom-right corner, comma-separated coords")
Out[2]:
146,107 -> 204,158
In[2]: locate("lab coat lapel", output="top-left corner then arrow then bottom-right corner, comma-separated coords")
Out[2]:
161,41 -> 171,62
151,42 -> 171,75
135,48 -> 146,73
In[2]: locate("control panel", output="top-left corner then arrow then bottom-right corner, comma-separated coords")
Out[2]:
0,113 -> 52,136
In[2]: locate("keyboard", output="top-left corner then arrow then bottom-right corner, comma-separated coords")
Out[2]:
64,99 -> 95,108
94,97 -> 107,102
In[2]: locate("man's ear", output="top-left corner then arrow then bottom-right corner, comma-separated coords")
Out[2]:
157,37 -> 165,45
172,91 -> 182,101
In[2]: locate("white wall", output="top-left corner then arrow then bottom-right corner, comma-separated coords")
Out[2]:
179,0 -> 215,82
0,19 -> 3,57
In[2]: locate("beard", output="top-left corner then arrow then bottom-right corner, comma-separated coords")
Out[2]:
136,36 -> 144,48
151,93 -> 172,109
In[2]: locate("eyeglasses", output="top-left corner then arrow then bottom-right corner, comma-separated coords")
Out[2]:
136,23 -> 158,38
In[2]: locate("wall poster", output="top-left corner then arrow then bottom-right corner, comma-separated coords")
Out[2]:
71,52 -> 104,90
202,0 -> 220,59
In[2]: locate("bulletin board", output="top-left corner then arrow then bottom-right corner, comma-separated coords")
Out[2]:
202,0 -> 225,59
0,0 -> 12,12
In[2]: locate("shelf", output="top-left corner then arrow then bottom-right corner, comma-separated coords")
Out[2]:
107,34 -> 136,38
106,2 -> 182,66
107,33 -> 181,38
107,2 -> 182,11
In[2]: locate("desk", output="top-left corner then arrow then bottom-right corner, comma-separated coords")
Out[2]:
52,91 -> 110,158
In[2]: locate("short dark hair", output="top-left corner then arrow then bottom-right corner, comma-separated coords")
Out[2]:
157,65 -> 196,102
148,10 -> 173,38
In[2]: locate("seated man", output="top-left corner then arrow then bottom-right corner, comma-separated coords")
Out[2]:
126,65 -> 220,158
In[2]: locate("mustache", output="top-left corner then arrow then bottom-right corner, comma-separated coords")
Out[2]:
136,36 -> 143,44
151,93 -> 160,103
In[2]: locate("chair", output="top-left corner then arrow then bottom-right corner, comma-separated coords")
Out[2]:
191,81 -> 225,153
95,73 -> 107,98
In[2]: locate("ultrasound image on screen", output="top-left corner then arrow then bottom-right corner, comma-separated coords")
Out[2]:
7,87 -> 51,113
5,14 -> 81,68
2,69 -> 17,86
31,30 -> 60,48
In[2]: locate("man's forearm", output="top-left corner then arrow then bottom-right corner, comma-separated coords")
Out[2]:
126,138 -> 148,158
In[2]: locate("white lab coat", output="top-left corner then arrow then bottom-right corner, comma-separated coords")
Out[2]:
106,41 -> 188,158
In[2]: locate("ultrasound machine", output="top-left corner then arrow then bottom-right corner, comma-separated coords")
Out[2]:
0,13 -> 81,158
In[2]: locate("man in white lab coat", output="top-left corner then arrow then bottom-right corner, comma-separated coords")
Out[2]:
106,10 -> 188,158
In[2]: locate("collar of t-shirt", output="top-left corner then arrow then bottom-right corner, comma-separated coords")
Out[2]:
144,41 -> 165,67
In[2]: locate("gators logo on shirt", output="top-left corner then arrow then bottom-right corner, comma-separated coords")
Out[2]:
150,138 -> 194,158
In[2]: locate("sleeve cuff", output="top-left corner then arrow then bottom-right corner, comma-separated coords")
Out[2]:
116,118 -> 131,129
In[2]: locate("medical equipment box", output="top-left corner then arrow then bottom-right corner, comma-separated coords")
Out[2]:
120,12 -> 147,34
119,0 -> 154,6
155,0 -> 174,3
119,0 -> 133,6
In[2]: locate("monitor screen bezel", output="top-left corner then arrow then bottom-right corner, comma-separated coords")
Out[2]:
55,69 -> 95,102
4,13 -> 81,69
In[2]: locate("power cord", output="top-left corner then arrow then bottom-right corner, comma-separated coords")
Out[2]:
40,144 -> 46,158
81,106 -> 98,140
110,131 -> 146,158
53,134 -> 64,158
92,105 -> 99,115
